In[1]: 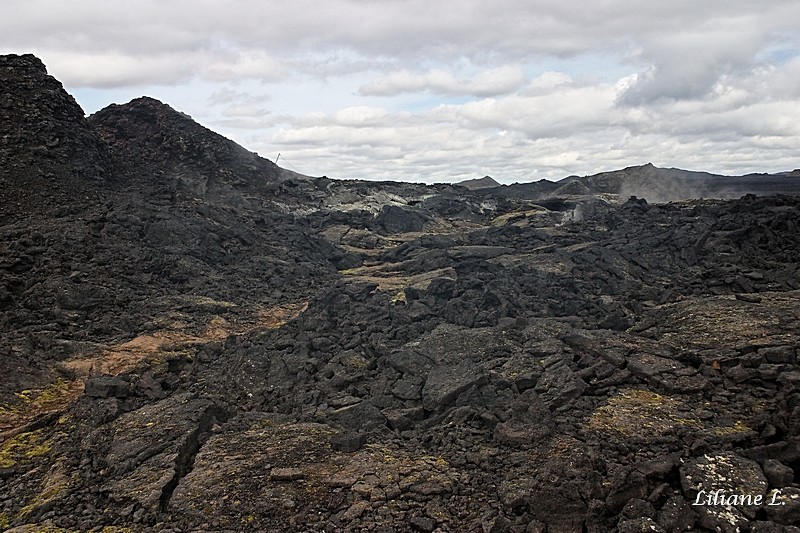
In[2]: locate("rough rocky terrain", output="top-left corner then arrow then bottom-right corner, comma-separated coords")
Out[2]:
1,54 -> 800,532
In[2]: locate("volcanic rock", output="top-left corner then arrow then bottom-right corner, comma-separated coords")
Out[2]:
457,175 -> 501,190
3,54 -> 800,533
83,375 -> 133,398
0,54 -> 112,220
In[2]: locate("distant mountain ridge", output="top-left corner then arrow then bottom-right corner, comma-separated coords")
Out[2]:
457,175 -> 501,190
471,163 -> 800,203
558,163 -> 800,202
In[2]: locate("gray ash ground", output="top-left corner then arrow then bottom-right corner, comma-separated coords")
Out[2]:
1,54 -> 800,532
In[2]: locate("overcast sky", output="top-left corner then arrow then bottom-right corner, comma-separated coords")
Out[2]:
2,1 -> 799,183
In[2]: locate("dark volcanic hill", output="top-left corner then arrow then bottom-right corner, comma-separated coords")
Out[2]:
475,163 -> 800,204
0,55 -> 344,409
0,54 -> 112,220
2,54 -> 800,533
457,175 -> 501,190
552,163 -> 800,202
88,97 -> 302,202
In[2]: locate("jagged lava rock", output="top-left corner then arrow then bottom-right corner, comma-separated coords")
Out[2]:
0,54 -> 112,219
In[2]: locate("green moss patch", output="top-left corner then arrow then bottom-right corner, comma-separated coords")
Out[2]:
587,388 -> 701,439
0,429 -> 53,468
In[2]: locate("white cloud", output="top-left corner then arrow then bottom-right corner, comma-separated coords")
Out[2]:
332,106 -> 390,127
360,66 -> 526,97
525,71 -> 574,94
207,87 -> 271,106
2,0 -> 799,181
31,51 -> 197,88
200,51 -> 286,83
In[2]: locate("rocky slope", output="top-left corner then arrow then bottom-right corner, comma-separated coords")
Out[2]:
88,97 -> 305,204
1,54 -> 799,532
0,54 -> 113,222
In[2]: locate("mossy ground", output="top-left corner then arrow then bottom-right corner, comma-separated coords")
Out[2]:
587,388 -> 756,443
0,429 -> 52,468
17,481 -> 68,520
586,388 -> 701,438
0,379 -> 82,435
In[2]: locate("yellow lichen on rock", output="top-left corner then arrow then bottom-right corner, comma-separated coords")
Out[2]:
711,420 -> 753,437
0,429 -> 53,468
587,388 -> 701,438
0,379 -> 83,435
0,525 -> 77,533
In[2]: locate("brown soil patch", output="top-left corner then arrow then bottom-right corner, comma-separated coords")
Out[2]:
1,302 -> 308,442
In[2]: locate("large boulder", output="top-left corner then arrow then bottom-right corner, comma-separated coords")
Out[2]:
376,205 -> 426,233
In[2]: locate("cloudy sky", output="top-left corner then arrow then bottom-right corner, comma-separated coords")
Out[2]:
3,1 -> 799,183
